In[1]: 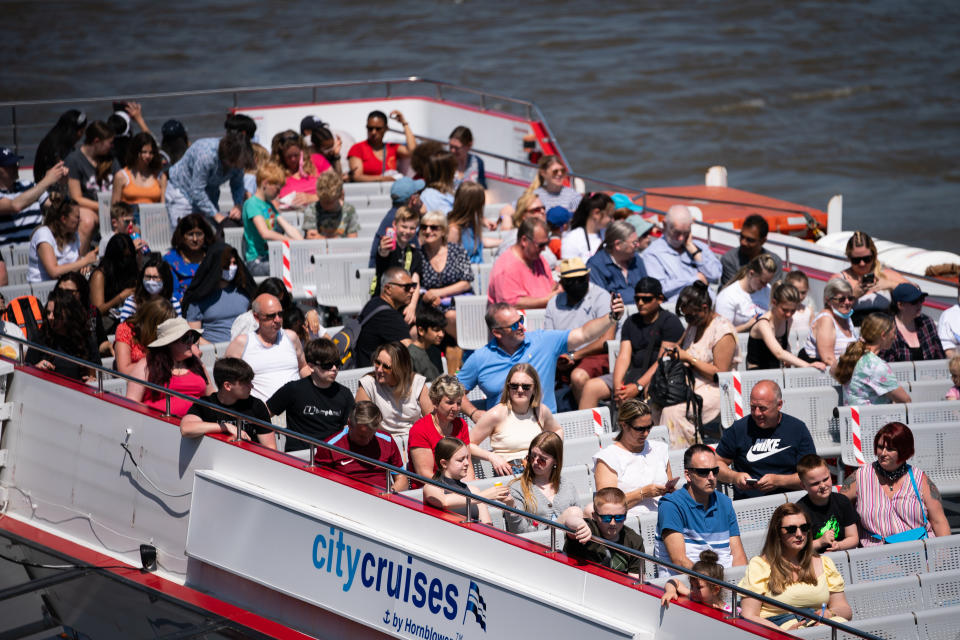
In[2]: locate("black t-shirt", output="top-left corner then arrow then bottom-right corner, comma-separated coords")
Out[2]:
798,493 -> 857,542
373,245 -> 423,295
620,309 -> 684,376
187,393 -> 272,442
715,413 -> 817,499
356,297 -> 410,368
267,377 -> 355,451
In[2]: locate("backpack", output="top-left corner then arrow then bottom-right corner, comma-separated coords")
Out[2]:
330,303 -> 390,369
647,348 -> 704,442
3,295 -> 44,340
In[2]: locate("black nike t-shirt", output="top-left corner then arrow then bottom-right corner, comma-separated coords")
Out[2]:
798,493 -> 857,542
715,413 -> 816,499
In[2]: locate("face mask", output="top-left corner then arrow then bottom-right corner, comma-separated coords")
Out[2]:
835,307 -> 854,319
143,279 -> 163,295
222,265 -> 238,281
302,134 -> 312,147
562,278 -> 589,302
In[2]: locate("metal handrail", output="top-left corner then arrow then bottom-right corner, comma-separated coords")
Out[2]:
2,332 -> 880,639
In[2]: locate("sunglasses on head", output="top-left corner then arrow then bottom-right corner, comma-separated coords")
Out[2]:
781,523 -> 811,535
508,382 -> 533,392
597,514 -> 627,523
850,255 -> 874,265
687,466 -> 720,478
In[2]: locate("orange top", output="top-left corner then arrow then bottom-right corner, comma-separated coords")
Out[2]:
118,168 -> 163,204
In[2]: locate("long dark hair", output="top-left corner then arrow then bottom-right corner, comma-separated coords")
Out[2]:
41,289 -> 89,359
98,234 -> 139,302
33,109 -> 87,182
55,272 -> 92,310
180,243 -> 255,311
134,254 -> 175,306
145,342 -> 208,388
569,192 -> 613,231
171,213 -> 215,254
124,132 -> 162,174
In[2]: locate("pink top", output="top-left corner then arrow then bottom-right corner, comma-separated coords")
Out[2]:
277,155 -> 332,199
855,462 -> 932,547
487,248 -> 554,305
144,370 -> 208,417
946,387 -> 960,400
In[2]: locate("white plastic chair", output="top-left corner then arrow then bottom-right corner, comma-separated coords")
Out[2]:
554,406 -> 613,439
455,295 -> 488,351
845,540 -> 927,583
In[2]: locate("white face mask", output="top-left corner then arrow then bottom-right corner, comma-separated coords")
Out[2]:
222,265 -> 238,281
143,279 -> 163,295
302,134 -> 312,147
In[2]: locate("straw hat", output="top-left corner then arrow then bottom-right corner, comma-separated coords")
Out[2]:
148,317 -> 202,348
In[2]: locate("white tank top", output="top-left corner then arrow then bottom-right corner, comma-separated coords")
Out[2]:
242,329 -> 300,402
803,311 -> 859,361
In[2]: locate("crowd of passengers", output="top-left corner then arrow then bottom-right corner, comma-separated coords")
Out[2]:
3,104 -> 960,632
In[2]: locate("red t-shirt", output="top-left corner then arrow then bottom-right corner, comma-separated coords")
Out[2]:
114,321 -> 146,364
407,415 -> 470,476
348,141 -> 398,176
314,427 -> 403,490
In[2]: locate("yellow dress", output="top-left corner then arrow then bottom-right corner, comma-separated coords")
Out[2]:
738,555 -> 847,624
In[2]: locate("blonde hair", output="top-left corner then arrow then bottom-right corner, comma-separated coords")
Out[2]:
721,253 -> 778,291
512,192 -> 542,229
845,230 -> 883,279
251,142 -> 270,169
256,161 -> 286,187
394,205 -> 420,225
420,210 -> 447,232
499,363 -> 543,424
949,355 -> 960,378
315,169 -> 343,200
833,312 -> 894,385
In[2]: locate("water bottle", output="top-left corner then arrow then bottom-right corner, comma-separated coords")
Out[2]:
128,222 -> 150,255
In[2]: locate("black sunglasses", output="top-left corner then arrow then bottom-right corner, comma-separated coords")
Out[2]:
850,255 -> 874,265
421,224 -> 443,232
635,295 -> 656,303
508,382 -> 533,391
387,282 -> 417,292
781,523 -> 811,535
622,423 -> 653,433
258,311 -> 282,320
687,466 -> 720,478
313,361 -> 339,371
597,514 -> 627,523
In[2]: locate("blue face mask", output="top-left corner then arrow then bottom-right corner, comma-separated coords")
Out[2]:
835,308 -> 854,319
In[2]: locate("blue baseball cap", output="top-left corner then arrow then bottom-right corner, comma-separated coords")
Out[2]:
0,146 -> 24,167
611,192 -> 643,213
391,177 -> 426,203
546,206 -> 573,227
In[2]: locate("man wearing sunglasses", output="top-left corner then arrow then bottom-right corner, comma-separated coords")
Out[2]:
655,444 -> 746,576
225,294 -> 311,403
719,214 -> 783,287
355,267 -> 416,367
715,380 -> 815,500
563,487 -> 645,578
457,295 -> 624,419
487,217 -> 559,309
267,337 -> 355,453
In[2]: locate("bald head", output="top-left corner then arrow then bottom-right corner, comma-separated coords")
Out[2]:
252,293 -> 281,315
252,293 -> 283,338
749,380 -> 783,429
664,205 -> 693,249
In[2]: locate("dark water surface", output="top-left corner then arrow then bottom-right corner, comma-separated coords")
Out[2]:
3,1 -> 959,248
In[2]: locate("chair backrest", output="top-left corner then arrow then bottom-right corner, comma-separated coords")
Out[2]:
140,203 -> 172,253
326,237 -> 374,255
914,358 -> 951,381
523,308 -> 545,332
731,493 -> 788,535
782,366 -> 839,390
846,539 -> 927,583
555,406 -> 613,439
717,369 -> 785,428
908,379 -> 954,403
635,512 -> 659,579
824,549 -> 851,586
790,612 -> 920,640
30,279 -> 57,304
5,264 -> 29,286
888,360 -> 917,383
336,366 -> 373,395
559,463 -> 594,505
919,567 -> 960,609
98,191 -> 112,239
781,386 -> 843,456
905,400 -> 960,424
844,574 -> 921,620
454,295 -> 489,351
562,435 -> 601,468
222,226 -> 244,255
925,534 -> 960,573
915,604 -> 960,640
837,404 -> 908,466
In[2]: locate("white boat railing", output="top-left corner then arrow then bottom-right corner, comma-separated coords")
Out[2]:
0,333 -> 883,640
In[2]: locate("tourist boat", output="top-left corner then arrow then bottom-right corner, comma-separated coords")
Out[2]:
0,78 -> 934,639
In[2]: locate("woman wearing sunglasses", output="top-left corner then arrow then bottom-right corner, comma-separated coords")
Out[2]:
504,432 -> 591,541
833,313 -> 911,406
126,317 -> 215,417
469,363 -> 562,477
347,109 -> 416,183
530,155 -> 582,214
800,278 -> 860,367
594,399 -> 675,517
831,230 -> 908,325
739,503 -> 852,631
840,422 -> 949,547
357,342 -> 432,436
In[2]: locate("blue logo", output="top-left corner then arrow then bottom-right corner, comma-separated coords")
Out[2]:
463,581 -> 487,631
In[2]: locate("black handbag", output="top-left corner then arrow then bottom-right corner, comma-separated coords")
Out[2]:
648,348 -> 704,442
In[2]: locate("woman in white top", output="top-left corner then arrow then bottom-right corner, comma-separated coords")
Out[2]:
783,270 -> 815,334
801,278 -> 860,367
356,342 -> 432,435
470,363 -> 562,477
561,192 -> 613,262
27,191 -> 98,282
714,254 -> 778,332
594,399 -> 674,517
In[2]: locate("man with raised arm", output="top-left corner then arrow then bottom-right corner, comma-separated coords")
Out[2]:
641,204 -> 722,305
656,444 -> 747,575
715,380 -> 816,500
457,294 -> 624,420
224,293 -> 310,402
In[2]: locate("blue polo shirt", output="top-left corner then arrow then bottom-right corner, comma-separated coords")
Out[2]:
457,329 -> 570,411
586,249 -> 647,300
655,487 -> 740,576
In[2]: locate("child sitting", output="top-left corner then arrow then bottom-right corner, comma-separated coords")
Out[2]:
564,487 -> 645,578
372,205 -> 422,299
100,201 -> 145,255
180,357 -> 277,449
409,303 -> 446,380
660,549 -> 733,612
304,171 -> 359,239
242,161 -> 302,276
946,355 -> 960,400
546,205 -> 571,260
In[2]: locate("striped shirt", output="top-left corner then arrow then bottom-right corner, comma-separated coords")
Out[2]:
0,182 -> 45,245
856,463 -> 932,547
118,295 -> 182,322
167,137 -> 245,218
655,487 -> 740,576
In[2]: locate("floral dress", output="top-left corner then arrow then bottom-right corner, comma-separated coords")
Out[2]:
419,243 -> 474,310
843,352 -> 897,405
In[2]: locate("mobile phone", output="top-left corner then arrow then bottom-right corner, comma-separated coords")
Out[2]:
861,273 -> 876,287
385,227 -> 396,250
665,477 -> 680,491
745,477 -> 759,486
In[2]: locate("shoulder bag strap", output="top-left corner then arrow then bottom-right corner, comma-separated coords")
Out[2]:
907,466 -> 928,526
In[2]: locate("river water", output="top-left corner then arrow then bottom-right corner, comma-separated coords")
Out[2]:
3,1 -> 959,250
